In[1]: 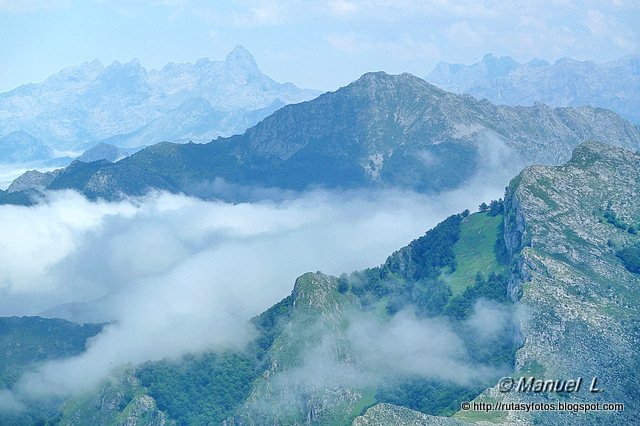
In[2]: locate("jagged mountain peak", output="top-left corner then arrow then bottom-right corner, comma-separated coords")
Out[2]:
479,53 -> 519,76
225,44 -> 257,64
41,59 -> 105,85
108,57 -> 143,69
221,44 -> 263,81
72,58 -> 105,75
105,58 -> 146,74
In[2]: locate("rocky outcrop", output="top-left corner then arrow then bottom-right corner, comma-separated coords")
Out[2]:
7,169 -> 61,193
60,372 -> 175,426
353,403 -> 470,425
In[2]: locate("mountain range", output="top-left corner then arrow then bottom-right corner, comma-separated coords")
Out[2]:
427,53 -> 640,124
1,54 -> 640,425
2,141 -> 637,424
0,45 -> 318,157
5,71 -> 639,204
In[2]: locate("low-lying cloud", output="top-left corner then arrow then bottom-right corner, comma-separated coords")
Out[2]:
0,137 -> 517,409
244,301 -> 522,419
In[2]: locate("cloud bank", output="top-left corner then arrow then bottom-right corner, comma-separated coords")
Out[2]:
243,300 -> 523,419
0,138 -> 516,408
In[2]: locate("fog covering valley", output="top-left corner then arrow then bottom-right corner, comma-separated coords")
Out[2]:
0,142 -> 514,412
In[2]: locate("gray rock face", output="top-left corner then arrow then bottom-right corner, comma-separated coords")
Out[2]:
450,141 -> 640,425
427,54 -> 640,124
503,141 -> 639,424
0,45 -> 318,154
60,372 -> 176,426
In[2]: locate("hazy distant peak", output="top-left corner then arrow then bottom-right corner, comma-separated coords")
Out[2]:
79,58 -> 105,74
0,45 -> 318,153
0,130 -> 53,162
96,59 -> 149,89
427,53 -> 640,123
225,44 -> 258,67
480,52 -> 518,67
479,54 -> 519,77
481,52 -> 516,62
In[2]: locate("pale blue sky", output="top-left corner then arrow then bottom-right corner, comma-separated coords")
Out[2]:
1,0 -> 639,92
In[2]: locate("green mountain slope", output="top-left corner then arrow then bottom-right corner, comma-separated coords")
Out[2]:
0,317 -> 102,389
8,72 -> 640,203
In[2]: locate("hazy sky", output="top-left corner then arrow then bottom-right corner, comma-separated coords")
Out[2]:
1,0 -> 639,92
